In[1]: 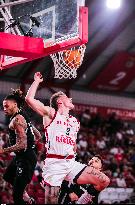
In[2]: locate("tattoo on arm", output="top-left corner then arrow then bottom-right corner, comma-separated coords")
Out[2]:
14,117 -> 27,128
86,168 -> 107,183
3,115 -> 27,154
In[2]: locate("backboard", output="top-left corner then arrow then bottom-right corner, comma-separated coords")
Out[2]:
0,0 -> 88,70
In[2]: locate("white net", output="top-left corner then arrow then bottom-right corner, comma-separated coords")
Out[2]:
50,44 -> 86,79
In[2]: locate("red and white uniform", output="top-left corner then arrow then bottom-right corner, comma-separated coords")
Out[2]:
45,111 -> 79,156
42,112 -> 86,186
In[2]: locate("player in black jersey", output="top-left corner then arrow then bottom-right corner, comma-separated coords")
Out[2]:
0,89 -> 41,204
59,156 -> 105,204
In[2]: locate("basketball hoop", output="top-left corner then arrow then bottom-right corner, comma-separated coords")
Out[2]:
50,44 -> 86,79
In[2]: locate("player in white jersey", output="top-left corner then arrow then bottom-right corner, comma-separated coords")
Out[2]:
25,72 -> 110,204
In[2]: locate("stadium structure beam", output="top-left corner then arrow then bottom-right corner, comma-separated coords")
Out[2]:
0,0 -> 34,8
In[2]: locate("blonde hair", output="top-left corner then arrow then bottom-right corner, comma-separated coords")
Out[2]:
50,91 -> 65,110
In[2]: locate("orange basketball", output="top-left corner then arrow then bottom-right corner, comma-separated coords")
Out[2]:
64,49 -> 81,68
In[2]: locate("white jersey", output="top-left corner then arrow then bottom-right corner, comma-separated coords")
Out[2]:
44,111 -> 80,156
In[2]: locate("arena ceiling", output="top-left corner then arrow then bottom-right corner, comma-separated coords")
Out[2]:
0,0 -> 135,97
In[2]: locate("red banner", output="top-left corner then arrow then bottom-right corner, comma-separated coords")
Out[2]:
74,103 -> 135,121
90,52 -> 135,91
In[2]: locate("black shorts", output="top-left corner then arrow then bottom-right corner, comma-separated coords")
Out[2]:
3,149 -> 37,184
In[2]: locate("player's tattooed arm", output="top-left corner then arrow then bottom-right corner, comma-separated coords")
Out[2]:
3,115 -> 27,153
86,167 -> 107,183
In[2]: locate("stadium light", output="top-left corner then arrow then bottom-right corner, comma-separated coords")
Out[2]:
106,0 -> 122,9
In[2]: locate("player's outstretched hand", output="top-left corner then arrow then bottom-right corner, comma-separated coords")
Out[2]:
34,72 -> 43,83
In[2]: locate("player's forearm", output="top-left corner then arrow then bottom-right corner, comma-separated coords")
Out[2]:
33,126 -> 42,140
25,80 -> 40,101
3,140 -> 27,153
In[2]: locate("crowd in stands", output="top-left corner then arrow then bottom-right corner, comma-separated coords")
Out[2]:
0,110 -> 135,204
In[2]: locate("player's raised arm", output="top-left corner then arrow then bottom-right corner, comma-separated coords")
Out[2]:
25,72 -> 53,117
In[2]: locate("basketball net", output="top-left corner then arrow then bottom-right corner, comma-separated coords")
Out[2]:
50,44 -> 86,79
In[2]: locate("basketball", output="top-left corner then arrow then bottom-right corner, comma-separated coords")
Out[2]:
64,49 -> 81,68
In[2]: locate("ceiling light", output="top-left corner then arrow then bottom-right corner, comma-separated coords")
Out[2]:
106,0 -> 122,9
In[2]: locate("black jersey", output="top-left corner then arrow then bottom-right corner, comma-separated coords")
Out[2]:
8,110 -> 36,156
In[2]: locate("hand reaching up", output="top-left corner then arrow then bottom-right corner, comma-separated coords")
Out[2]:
34,72 -> 43,83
